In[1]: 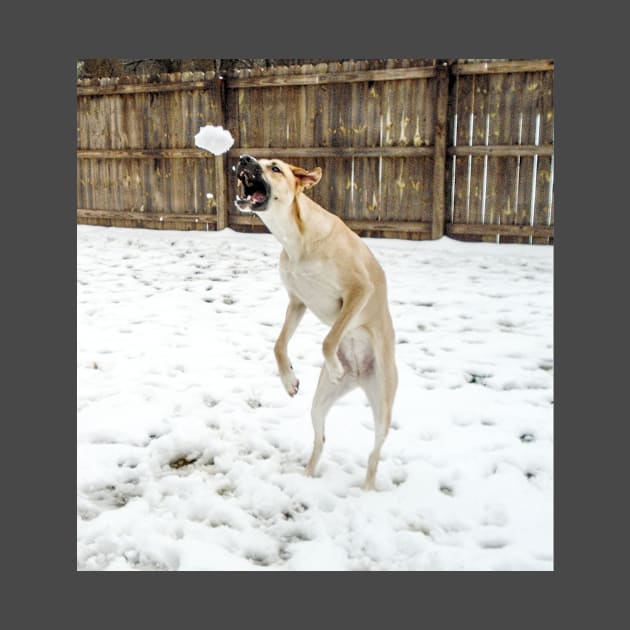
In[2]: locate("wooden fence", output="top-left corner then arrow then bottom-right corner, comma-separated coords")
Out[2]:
77,59 -> 554,243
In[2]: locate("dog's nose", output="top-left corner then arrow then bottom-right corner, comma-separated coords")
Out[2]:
238,155 -> 255,166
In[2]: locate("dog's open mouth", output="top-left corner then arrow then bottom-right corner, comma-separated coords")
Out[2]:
235,169 -> 270,212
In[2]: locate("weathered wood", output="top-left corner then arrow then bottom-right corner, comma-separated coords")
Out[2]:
301,67 -> 317,149
78,208 -> 218,221
359,158 -> 381,222
431,64 -> 449,239
452,60 -> 553,75
446,223 -> 553,238
515,72 -> 539,231
226,147 -> 435,159
470,72 -> 489,229
224,80 -> 241,221
345,219 -> 432,234
214,77 -> 229,230
214,155 -> 228,230
226,66 -> 438,88
77,149 -> 223,159
229,212 -> 432,234
453,72 -> 473,224
77,79 -> 218,96
348,77 -> 363,221
540,70 -> 554,145
481,72 -> 504,231
77,208 -> 218,230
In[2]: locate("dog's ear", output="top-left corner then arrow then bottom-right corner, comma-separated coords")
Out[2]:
290,165 -> 322,191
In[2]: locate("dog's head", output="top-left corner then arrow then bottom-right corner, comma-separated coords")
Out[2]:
234,155 -> 322,213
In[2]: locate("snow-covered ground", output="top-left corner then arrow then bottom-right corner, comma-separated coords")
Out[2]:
77,225 -> 554,571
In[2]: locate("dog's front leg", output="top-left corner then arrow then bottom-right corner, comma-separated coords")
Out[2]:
274,295 -> 306,396
322,282 -> 373,384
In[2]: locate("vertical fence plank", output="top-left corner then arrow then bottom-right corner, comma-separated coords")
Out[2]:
513,72 -> 536,243
498,72 -> 520,236
533,70 -> 554,243
431,64 -> 449,239
364,77 -> 382,221
379,78 -> 397,221
468,73 -> 488,230
483,72 -> 506,235
225,74 -> 241,224
453,73 -> 473,228
215,78 -> 229,230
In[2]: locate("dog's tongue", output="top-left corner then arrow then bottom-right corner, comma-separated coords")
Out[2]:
252,191 -> 265,202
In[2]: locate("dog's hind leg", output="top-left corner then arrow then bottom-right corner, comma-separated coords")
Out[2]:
359,340 -> 398,491
305,362 -> 357,478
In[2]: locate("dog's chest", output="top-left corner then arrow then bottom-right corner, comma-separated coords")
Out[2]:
280,258 -> 342,325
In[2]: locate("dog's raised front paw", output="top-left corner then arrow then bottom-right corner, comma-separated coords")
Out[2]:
287,379 -> 299,397
280,371 -> 299,397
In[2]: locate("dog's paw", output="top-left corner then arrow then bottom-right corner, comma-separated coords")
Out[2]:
280,371 -> 300,397
287,378 -> 300,397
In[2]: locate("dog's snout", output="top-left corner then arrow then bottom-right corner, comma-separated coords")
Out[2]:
237,155 -> 260,177
239,155 -> 255,166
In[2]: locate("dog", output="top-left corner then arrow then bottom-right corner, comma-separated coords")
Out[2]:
234,155 -> 398,490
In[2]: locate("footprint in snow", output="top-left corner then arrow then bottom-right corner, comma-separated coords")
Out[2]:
478,537 -> 509,550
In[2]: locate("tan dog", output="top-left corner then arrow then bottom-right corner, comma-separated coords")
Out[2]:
235,155 -> 397,490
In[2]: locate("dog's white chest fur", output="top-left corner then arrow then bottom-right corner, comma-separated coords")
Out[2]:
279,256 -> 342,326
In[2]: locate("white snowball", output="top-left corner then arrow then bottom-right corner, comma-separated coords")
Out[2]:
194,125 -> 235,156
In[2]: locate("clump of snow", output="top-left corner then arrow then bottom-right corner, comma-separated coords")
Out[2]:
194,125 -> 234,156
77,227 -> 554,571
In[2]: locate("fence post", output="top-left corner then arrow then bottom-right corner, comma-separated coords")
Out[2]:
431,62 -> 450,240
215,76 -> 229,230
215,154 -> 228,230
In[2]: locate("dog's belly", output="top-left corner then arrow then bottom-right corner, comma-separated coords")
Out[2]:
338,327 -> 375,377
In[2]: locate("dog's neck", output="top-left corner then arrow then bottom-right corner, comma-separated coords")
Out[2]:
254,195 -> 311,261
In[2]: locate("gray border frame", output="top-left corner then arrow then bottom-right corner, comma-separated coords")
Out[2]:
7,0 -> 624,627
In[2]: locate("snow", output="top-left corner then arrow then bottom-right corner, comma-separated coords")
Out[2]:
77,225 -> 554,571
194,125 -> 234,155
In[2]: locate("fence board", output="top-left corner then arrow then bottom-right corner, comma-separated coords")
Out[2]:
358,157 -> 381,221
301,73 -> 317,149
454,73 -> 473,224
540,70 -> 554,145
78,209 -> 218,230
453,59 -> 553,75
482,73 -> 505,232
286,82 -> 300,152
225,65 -> 437,88
431,66 -> 449,238
377,156 -> 395,221
469,74 -> 488,228
509,71 -> 530,242
250,87 -> 265,147
225,147 -> 434,158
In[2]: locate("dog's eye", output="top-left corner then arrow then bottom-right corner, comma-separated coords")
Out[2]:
271,165 -> 281,173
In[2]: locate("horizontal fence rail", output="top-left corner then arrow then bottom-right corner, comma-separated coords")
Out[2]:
77,59 -> 554,243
